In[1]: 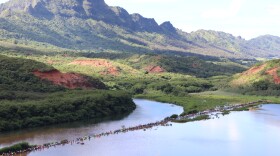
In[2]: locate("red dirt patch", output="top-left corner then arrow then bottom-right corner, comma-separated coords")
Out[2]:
242,64 -> 266,75
70,59 -> 120,76
47,60 -> 54,65
100,67 -> 120,76
266,67 -> 280,84
145,65 -> 165,73
70,59 -> 113,68
33,70 -> 96,89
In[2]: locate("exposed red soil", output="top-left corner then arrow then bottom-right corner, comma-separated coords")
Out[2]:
145,65 -> 165,73
70,59 -> 113,68
70,59 -> 120,76
242,64 -> 266,75
33,70 -> 95,89
47,60 -> 55,65
266,67 -> 280,84
100,67 -> 120,76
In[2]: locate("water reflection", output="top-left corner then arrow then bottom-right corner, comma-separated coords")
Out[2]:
0,99 -> 183,148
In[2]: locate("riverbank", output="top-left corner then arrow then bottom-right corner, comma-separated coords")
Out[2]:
135,91 -> 280,114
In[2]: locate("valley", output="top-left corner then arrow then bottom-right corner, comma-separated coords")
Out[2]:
0,0 -> 280,155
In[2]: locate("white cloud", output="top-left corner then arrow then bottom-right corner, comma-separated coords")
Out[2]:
0,0 -> 8,4
201,0 -> 245,19
268,5 -> 280,16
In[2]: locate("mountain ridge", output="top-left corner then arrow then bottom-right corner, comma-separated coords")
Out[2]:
0,0 -> 168,32
0,0 -> 279,59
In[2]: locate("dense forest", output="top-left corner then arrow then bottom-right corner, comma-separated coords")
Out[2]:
0,90 -> 135,132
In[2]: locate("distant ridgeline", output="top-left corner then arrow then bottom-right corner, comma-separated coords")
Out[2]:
0,55 -> 136,132
0,0 -> 279,59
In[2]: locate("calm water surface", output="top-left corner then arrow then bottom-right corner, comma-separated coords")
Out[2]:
1,100 -> 280,156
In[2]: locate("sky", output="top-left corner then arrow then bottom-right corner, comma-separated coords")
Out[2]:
0,0 -> 279,39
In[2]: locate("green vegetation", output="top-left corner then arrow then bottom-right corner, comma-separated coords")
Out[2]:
0,33 -> 279,133
0,90 -> 135,132
173,115 -> 210,123
114,54 -> 246,78
222,110 -> 231,115
0,54 -> 136,132
0,142 -> 33,154
136,91 -> 280,113
0,55 -> 64,94
232,107 -> 250,111
230,59 -> 280,96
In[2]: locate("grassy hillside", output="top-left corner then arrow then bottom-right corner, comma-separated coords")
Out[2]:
0,43 -> 251,98
0,55 -> 64,94
230,59 -> 280,95
78,53 -> 248,77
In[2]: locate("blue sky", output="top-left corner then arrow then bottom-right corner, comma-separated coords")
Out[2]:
1,0 -> 279,39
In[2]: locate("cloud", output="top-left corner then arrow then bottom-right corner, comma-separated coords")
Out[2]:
268,5 -> 280,16
0,0 -> 9,4
201,0 -> 245,19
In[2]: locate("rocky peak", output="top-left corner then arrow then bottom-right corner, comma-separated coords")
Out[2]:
82,0 -> 108,16
131,13 -> 161,32
25,1 -> 54,19
160,21 -> 176,33
0,0 -> 108,17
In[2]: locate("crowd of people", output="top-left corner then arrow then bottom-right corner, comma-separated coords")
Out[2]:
0,100 -> 266,156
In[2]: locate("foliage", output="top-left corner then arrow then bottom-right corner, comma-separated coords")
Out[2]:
173,115 -> 210,123
0,90 -> 135,132
84,53 -> 247,78
0,142 -> 32,154
157,56 -> 246,77
135,91 -> 280,113
230,59 -> 280,96
0,54 -> 65,94
0,54 -> 135,132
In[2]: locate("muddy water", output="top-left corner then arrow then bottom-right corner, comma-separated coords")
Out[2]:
1,100 -> 280,156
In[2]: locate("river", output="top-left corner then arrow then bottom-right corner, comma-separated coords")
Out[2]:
1,99 -> 280,156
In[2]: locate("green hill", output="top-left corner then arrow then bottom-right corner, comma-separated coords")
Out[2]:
0,54 -> 135,132
0,55 -> 63,95
230,59 -> 280,95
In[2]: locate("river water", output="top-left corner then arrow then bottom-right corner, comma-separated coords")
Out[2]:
1,99 -> 280,156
